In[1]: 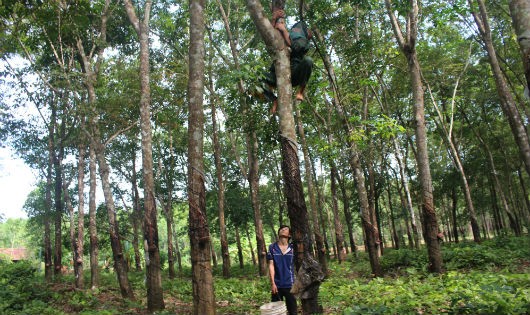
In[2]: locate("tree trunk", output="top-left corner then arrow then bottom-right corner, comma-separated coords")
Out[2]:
466,114 -> 520,236
215,0 -> 267,277
330,164 -> 345,263
95,142 -> 135,299
79,46 -> 135,300
295,105 -> 328,271
470,0 -> 530,177
52,104 -> 64,279
64,180 -> 77,280
123,1 -> 164,310
337,173 -> 357,255
131,157 -> 143,272
247,131 -> 268,275
235,226 -> 244,269
517,169 -> 530,217
44,125 -> 54,282
208,70 -> 230,278
313,27 -> 381,275
509,0 -> 530,97
247,1 -> 324,312
245,225 -> 257,266
173,229 -> 183,273
387,185 -> 400,250
88,145 -> 99,289
451,187 -> 459,243
75,139 -> 86,289
187,0 -> 215,311
386,0 -> 443,273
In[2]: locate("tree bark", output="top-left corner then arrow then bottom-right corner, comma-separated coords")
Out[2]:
214,0 -> 268,276
386,0 -> 443,273
313,26 -> 381,274
44,122 -> 54,282
247,1 -> 324,312
131,156 -> 143,272
469,0 -> 530,177
509,0 -> 530,98
295,105 -> 328,272
88,145 -> 99,289
208,60 -> 230,278
451,186 -> 459,243
187,0 -> 215,312
76,140 -> 86,289
52,102 -> 64,279
330,164 -> 346,263
123,1 -> 164,310
337,173 -> 357,255
235,226 -> 244,269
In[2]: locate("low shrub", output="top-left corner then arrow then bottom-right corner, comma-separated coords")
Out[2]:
0,260 -> 59,315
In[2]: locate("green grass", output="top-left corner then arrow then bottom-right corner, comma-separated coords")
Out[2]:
2,236 -> 530,314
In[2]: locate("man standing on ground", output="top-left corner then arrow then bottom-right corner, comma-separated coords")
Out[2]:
267,225 -> 297,315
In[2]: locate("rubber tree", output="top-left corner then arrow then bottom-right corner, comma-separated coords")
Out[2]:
247,0 -> 324,312
187,0 -> 216,311
385,0 -> 443,273
124,0 -> 165,311
509,0 -> 530,98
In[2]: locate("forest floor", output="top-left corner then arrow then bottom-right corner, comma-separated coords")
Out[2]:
3,235 -> 530,314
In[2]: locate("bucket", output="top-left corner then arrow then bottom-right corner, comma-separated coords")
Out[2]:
259,301 -> 287,315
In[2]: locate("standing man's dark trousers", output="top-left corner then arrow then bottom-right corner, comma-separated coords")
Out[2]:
272,287 -> 297,315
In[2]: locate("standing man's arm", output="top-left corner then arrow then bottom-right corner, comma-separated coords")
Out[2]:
269,260 -> 278,294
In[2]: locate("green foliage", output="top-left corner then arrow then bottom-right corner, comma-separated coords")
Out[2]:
0,260 -> 59,315
380,248 -> 429,272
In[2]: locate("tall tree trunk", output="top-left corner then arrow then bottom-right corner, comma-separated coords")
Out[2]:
466,114 -> 520,236
451,187 -> 459,243
75,140 -> 86,289
52,103 -> 64,279
470,0 -> 530,177
44,124 -> 54,282
174,229 -> 183,273
64,180 -> 77,278
131,157 -> 143,272
386,185 -> 400,250
386,0 -> 443,273
313,166 -> 332,260
427,80 -> 481,243
509,0 -> 530,98
295,105 -> 328,272
187,0 -> 215,312
157,133 -> 176,279
313,27 -> 381,275
247,2 -> 324,312
88,145 -> 99,289
235,226 -> 244,269
208,66 -> 230,278
214,0 -> 267,277
330,164 -> 345,263
247,131 -> 268,275
337,173 -> 357,255
123,1 -> 164,310
245,225 -> 257,266
79,54 -> 135,301
517,168 -> 530,216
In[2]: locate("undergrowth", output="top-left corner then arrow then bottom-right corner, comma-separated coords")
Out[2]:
1,235 -> 529,314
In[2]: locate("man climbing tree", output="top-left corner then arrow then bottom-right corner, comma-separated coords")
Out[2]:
247,0 -> 324,313
254,5 -> 313,113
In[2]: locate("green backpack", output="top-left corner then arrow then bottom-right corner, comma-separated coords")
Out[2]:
289,21 -> 310,57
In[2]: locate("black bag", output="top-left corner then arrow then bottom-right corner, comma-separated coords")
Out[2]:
289,21 -> 310,56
